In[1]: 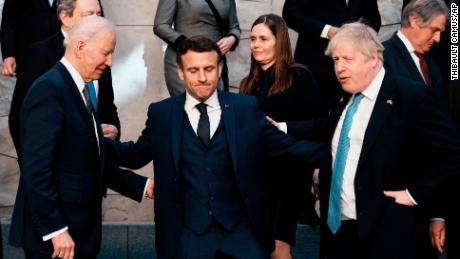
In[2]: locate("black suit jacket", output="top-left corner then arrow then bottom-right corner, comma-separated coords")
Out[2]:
383,33 -> 446,103
8,62 -> 145,257
0,0 -> 59,64
288,72 -> 460,259
106,91 -> 327,259
282,0 -> 381,77
8,31 -> 120,156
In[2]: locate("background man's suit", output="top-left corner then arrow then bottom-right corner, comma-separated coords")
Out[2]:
8,62 -> 146,258
0,0 -> 59,66
287,73 -> 460,259
107,91 -> 326,259
383,33 -> 446,102
8,31 -> 121,157
282,0 -> 381,109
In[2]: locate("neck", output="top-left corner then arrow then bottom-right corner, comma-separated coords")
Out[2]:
261,60 -> 275,71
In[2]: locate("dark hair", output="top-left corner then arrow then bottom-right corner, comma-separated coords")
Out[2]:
240,14 -> 305,96
176,36 -> 222,68
57,0 -> 77,22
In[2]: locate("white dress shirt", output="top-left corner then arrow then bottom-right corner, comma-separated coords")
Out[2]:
331,68 -> 385,220
396,31 -> 427,82
184,90 -> 221,138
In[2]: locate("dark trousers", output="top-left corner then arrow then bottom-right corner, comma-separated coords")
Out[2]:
328,220 -> 361,259
177,220 -> 269,259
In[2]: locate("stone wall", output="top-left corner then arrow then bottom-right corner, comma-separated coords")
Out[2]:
0,0 -> 405,222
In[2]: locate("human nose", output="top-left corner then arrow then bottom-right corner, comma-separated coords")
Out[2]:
433,31 -> 441,43
105,54 -> 113,67
198,69 -> 206,83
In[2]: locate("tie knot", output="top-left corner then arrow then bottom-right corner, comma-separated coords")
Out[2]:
414,52 -> 425,60
196,103 -> 207,115
352,93 -> 363,103
85,81 -> 94,89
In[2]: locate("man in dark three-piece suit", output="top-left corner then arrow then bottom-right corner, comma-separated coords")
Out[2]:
7,0 -> 115,163
282,0 -> 381,110
8,16 -> 152,259
382,1 -> 457,258
274,22 -> 460,259
106,36 -> 326,259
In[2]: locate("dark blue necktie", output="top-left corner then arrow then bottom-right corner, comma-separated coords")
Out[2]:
84,81 -> 98,112
196,103 -> 210,147
327,93 -> 364,234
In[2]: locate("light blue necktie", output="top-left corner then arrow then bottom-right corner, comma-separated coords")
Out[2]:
327,93 -> 364,234
84,81 -> 98,112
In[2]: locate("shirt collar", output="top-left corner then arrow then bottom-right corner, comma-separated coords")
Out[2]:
185,89 -> 220,112
397,30 -> 416,55
60,57 -> 85,93
361,67 -> 385,101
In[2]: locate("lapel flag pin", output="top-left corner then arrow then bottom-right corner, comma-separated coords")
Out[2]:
224,104 -> 230,108
386,100 -> 393,105
340,98 -> 344,103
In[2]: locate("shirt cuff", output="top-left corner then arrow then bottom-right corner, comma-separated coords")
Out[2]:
321,25 -> 332,39
279,122 -> 287,134
430,218 -> 445,222
405,189 -> 418,205
143,179 -> 150,200
43,226 -> 68,241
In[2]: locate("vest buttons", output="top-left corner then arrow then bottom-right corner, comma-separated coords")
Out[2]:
209,210 -> 213,216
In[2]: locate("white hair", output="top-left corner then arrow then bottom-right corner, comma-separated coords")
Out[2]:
64,15 -> 114,48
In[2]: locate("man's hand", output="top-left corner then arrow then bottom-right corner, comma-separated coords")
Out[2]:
266,116 -> 281,130
383,190 -> 416,206
271,240 -> 292,259
216,36 -> 236,55
51,230 -> 75,259
430,220 -> 446,253
327,26 -> 338,40
145,178 -> 154,199
2,57 -> 17,76
101,124 -> 118,140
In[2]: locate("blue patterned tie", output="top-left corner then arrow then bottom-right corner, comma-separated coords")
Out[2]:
327,93 -> 364,234
84,81 -> 98,112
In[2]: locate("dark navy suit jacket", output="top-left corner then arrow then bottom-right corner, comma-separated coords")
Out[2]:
383,32 -> 446,103
287,72 -> 460,259
8,62 -> 146,257
107,91 -> 326,259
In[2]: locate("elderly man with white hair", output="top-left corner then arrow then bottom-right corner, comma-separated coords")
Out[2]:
8,16 -> 152,259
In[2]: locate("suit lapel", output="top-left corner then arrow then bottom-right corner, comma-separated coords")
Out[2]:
171,94 -> 185,173
328,92 -> 351,142
391,34 -> 425,84
358,74 -> 396,169
218,91 -> 238,172
56,62 -> 102,150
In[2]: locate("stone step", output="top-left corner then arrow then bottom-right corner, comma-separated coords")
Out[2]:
1,220 -> 319,259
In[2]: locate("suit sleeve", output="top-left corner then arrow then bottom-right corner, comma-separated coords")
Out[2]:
407,92 -> 460,205
0,0 -> 20,59
105,165 -> 148,202
282,0 -> 326,37
153,0 -> 186,49
20,81 -> 67,237
97,69 -> 121,139
254,97 -> 327,166
226,0 -> 241,51
362,0 -> 381,32
105,104 -> 155,169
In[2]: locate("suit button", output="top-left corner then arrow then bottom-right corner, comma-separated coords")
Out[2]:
209,210 -> 213,216
206,167 -> 211,172
210,196 -> 214,200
